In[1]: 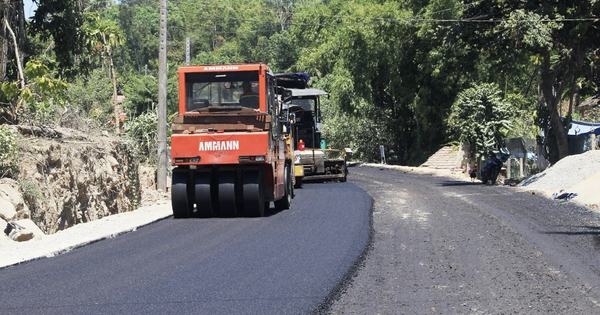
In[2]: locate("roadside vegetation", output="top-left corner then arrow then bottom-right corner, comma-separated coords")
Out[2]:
1,0 -> 599,172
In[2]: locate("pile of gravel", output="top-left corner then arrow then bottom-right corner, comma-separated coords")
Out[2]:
518,150 -> 600,191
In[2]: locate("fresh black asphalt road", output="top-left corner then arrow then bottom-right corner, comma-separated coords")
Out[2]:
0,183 -> 372,315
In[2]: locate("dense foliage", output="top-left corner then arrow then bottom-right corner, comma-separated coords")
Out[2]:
1,0 -> 599,165
448,83 -> 513,159
0,124 -> 18,177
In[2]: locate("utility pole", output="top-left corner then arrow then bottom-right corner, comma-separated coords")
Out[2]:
157,0 -> 168,192
186,37 -> 190,65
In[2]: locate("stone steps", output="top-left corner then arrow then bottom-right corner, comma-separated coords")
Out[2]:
420,146 -> 459,170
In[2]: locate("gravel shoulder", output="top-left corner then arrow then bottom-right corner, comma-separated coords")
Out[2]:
363,149 -> 600,211
515,150 -> 600,209
328,160 -> 600,314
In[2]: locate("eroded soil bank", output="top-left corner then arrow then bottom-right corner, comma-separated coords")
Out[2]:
1,126 -> 148,237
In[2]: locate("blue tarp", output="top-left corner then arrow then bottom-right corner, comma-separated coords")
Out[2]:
568,120 -> 600,136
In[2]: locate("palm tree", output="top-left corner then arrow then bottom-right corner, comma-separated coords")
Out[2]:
83,14 -> 125,133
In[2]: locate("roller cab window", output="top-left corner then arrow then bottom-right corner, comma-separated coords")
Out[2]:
185,72 -> 259,111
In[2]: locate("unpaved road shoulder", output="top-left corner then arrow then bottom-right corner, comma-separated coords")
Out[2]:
327,165 -> 600,314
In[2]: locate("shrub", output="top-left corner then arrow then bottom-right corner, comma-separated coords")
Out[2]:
0,125 -> 19,178
124,109 -> 160,164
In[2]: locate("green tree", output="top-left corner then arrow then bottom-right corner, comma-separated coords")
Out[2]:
122,71 -> 178,118
124,108 -> 159,164
253,31 -> 299,72
29,0 -> 91,77
83,13 -> 125,133
447,83 -> 513,159
117,2 -> 160,73
293,0 -> 474,164
1,0 -> 27,84
2,59 -> 68,124
462,0 -> 600,164
115,1 -> 185,72
65,68 -> 113,124
122,75 -> 158,117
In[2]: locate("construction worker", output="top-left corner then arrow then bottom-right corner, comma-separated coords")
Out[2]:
240,81 -> 259,108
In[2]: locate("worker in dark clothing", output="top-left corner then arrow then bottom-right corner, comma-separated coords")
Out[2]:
240,81 -> 259,108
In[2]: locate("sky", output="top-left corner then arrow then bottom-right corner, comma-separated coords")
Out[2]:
23,0 -> 37,19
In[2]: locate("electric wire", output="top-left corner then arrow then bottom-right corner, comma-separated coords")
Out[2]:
159,0 -> 598,26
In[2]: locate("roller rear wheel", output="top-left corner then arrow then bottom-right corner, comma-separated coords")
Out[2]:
218,171 -> 238,217
172,171 -> 192,218
195,172 -> 213,217
274,165 -> 292,210
243,170 -> 266,217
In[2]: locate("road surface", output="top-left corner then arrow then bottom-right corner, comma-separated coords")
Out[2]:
327,165 -> 600,314
0,183 -> 371,315
4,164 -> 600,314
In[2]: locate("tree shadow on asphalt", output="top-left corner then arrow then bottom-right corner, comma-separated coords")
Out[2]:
185,204 -> 286,219
438,181 -> 487,187
541,225 -> 600,236
541,226 -> 600,250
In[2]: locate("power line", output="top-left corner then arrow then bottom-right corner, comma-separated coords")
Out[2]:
135,0 -> 600,28
162,0 -> 475,25
163,6 -> 599,26
166,0 -> 485,21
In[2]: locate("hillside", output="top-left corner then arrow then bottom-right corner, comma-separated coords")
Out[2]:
0,125 -> 165,243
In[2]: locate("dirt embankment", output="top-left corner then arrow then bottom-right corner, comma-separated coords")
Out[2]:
0,126 -> 163,240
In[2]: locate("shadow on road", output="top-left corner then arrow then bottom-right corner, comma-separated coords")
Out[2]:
184,205 -> 286,219
438,181 -> 485,187
541,225 -> 600,236
540,226 -> 600,251
263,204 -> 286,217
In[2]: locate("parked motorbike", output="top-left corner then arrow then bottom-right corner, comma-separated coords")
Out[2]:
479,152 -> 510,185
